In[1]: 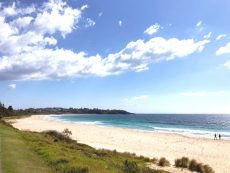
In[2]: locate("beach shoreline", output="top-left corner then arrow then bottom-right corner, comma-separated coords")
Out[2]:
9,115 -> 230,173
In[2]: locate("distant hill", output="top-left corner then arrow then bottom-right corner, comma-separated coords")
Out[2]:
15,107 -> 132,115
0,101 -> 131,118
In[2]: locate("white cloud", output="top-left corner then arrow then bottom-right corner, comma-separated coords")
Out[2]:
80,5 -> 88,11
0,37 -> 210,80
1,2 -> 35,17
33,0 -> 82,37
216,34 -> 226,40
203,32 -> 212,39
3,2 -> 17,16
11,16 -> 33,28
85,18 -> 96,28
144,23 -> 160,35
0,1 -> 210,81
0,0 -> 91,56
216,42 -> 230,56
180,91 -> 230,97
122,95 -> 150,102
196,20 -> 204,31
118,20 -> 122,26
8,83 -> 16,89
224,60 -> 230,69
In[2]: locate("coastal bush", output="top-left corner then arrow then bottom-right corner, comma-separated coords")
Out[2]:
174,157 -> 189,168
188,159 -> 215,173
153,170 -> 170,173
139,155 -> 151,162
150,158 -> 158,164
196,163 -> 205,173
63,128 -> 72,137
203,164 -> 215,173
123,160 -> 140,173
62,166 -> 89,173
158,157 -> 170,167
94,149 -> 110,157
43,130 -> 73,143
141,167 -> 154,173
189,159 -> 198,171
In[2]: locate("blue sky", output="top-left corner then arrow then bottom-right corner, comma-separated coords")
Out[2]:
0,0 -> 230,113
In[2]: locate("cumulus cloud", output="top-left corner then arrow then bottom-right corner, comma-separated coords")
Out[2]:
0,1 -> 210,81
216,34 -> 226,40
216,42 -> 230,56
144,23 -> 160,35
180,91 -> 230,97
8,83 -> 16,89
33,0 -> 82,37
0,37 -> 210,80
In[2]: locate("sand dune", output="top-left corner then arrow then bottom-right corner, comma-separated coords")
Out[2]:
9,115 -> 230,173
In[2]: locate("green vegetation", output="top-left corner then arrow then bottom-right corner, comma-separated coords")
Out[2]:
0,121 -> 169,173
0,100 -> 131,118
175,157 -> 215,173
174,157 -> 189,168
0,121 -> 54,173
15,107 -> 131,115
0,102 -> 15,118
158,157 -> 170,167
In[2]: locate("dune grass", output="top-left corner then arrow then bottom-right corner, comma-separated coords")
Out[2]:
0,121 -> 168,173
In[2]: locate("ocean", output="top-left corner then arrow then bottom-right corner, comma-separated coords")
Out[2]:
43,114 -> 230,140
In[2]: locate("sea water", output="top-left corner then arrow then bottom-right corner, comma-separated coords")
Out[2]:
43,114 -> 230,139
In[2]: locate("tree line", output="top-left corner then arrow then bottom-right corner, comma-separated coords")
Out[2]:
0,101 -> 131,118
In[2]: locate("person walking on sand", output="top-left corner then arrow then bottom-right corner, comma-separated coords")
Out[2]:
219,134 -> 221,140
214,133 -> 217,140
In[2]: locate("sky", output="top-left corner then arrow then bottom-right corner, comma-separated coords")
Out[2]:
0,0 -> 230,113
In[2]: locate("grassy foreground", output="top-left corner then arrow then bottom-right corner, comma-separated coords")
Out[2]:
0,122 -> 54,173
0,121 -> 168,173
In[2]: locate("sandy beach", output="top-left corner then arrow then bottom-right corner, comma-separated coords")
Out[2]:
9,115 -> 230,173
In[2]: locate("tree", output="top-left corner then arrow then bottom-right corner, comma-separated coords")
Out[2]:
62,128 -> 72,137
8,105 -> 13,111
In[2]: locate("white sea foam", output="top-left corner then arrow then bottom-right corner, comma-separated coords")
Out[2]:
39,114 -> 230,140
152,126 -> 230,139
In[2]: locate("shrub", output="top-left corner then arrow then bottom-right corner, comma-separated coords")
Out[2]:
158,157 -> 170,167
54,158 -> 69,165
189,159 -> 198,171
153,170 -> 170,173
63,166 -> 89,173
141,167 -> 154,173
94,149 -> 110,157
63,128 -> 72,137
175,159 -> 182,168
139,155 -> 151,162
196,163 -> 205,173
188,159 -> 215,173
43,130 -> 72,143
203,164 -> 215,173
175,157 -> 189,168
123,160 -> 140,173
150,158 -> 158,164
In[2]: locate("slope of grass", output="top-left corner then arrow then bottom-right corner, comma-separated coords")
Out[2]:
0,121 -> 168,173
0,122 -> 54,173
21,131 -> 148,173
